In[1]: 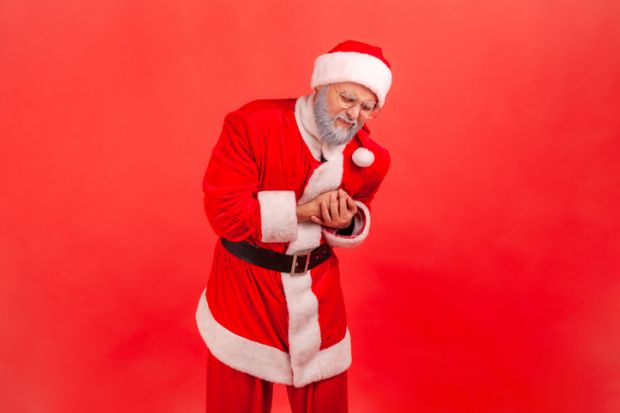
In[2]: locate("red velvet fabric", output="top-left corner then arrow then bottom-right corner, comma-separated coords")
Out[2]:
206,349 -> 349,413
200,98 -> 389,362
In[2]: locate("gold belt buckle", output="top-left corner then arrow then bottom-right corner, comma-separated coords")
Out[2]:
290,252 -> 311,275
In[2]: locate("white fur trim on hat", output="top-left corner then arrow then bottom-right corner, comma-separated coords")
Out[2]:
311,51 -> 392,107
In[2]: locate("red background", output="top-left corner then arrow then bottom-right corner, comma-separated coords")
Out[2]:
1,1 -> 619,412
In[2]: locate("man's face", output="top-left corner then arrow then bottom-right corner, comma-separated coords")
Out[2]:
312,81 -> 378,146
322,81 -> 378,126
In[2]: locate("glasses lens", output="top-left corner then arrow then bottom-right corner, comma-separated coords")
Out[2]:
333,85 -> 379,118
365,108 -> 380,119
338,93 -> 355,109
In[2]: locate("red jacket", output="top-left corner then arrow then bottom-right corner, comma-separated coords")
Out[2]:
195,96 -> 390,387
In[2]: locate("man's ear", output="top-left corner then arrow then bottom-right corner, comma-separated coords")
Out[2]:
312,86 -> 322,103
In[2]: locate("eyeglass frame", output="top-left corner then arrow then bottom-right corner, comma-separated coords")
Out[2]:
331,84 -> 381,119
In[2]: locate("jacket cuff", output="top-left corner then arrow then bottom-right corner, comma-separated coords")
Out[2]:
321,201 -> 370,248
336,218 -> 356,236
257,190 -> 298,242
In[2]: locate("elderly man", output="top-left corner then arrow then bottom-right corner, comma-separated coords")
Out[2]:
196,40 -> 392,413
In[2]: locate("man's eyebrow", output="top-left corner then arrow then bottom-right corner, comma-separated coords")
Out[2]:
345,90 -> 377,103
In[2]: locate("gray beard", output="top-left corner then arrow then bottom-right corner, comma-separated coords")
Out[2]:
313,87 -> 363,146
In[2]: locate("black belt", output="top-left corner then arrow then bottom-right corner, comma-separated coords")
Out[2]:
220,238 -> 332,275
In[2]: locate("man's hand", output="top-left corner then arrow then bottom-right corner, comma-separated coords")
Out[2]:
311,189 -> 358,229
297,190 -> 337,223
310,189 -> 358,229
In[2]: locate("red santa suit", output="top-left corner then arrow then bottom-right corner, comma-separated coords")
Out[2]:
195,39 -> 393,412
195,91 -> 390,387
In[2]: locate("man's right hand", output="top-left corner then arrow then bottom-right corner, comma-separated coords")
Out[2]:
297,190 -> 339,223
296,189 -> 356,228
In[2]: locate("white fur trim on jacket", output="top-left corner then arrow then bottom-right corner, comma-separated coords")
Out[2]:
257,190 -> 298,242
195,289 -> 352,387
281,271 -> 322,387
196,289 -> 293,384
286,222 -> 322,253
311,51 -> 392,108
322,200 -> 370,248
246,98 -> 354,386
295,327 -> 351,386
279,261 -> 354,386
297,156 -> 343,204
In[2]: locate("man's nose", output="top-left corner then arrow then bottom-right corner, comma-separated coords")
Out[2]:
346,104 -> 361,121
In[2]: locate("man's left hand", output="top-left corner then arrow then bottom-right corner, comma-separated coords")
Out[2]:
310,189 -> 358,229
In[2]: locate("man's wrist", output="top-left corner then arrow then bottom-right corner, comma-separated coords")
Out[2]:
336,218 -> 355,235
296,204 -> 312,223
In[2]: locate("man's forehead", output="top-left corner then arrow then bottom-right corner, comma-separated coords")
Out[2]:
333,81 -> 377,102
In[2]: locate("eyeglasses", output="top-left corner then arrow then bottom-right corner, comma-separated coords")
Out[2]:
332,85 -> 380,119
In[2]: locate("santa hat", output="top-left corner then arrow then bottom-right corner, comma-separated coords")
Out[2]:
311,40 -> 392,108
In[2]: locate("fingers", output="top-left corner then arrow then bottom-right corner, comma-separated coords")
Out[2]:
320,200 -> 332,222
338,190 -> 347,217
313,190 -> 358,228
310,215 -> 323,225
346,196 -> 357,214
330,192 -> 339,222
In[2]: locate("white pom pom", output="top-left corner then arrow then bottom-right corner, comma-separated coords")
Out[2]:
352,147 -> 375,167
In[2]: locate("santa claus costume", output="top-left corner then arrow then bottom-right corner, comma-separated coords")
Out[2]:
195,40 -> 392,413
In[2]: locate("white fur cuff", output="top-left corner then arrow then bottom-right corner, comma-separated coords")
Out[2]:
257,190 -> 298,242
322,200 -> 371,248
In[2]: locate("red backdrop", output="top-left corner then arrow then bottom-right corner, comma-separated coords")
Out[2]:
1,1 -> 619,412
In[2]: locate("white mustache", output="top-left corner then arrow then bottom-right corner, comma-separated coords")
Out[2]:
336,114 -> 357,127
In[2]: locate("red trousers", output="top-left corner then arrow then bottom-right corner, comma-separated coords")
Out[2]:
206,349 -> 349,413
